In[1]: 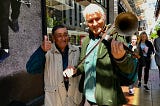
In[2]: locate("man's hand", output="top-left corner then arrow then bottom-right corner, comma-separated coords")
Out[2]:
111,39 -> 126,59
63,66 -> 76,77
41,35 -> 52,52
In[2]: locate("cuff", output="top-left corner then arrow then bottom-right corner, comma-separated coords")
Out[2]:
114,53 -> 128,63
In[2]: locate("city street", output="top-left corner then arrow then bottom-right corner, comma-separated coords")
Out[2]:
122,69 -> 160,106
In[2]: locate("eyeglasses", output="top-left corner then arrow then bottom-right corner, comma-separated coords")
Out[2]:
87,17 -> 101,23
55,33 -> 68,39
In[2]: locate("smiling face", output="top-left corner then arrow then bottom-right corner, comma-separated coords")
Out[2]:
86,12 -> 105,37
131,35 -> 137,46
52,28 -> 69,52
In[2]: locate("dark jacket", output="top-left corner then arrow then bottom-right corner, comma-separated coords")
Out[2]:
138,40 -> 154,59
26,46 -> 46,74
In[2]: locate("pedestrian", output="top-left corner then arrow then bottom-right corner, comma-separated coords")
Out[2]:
9,0 -> 22,32
63,3 -> 138,106
154,29 -> 160,78
26,25 -> 82,106
128,35 -> 139,95
0,0 -> 21,62
137,31 -> 154,91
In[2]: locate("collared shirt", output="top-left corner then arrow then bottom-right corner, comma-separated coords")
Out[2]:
55,44 -> 69,70
84,38 -> 99,103
55,44 -> 69,90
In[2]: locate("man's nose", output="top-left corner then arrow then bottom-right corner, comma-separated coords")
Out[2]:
61,36 -> 66,40
93,20 -> 98,26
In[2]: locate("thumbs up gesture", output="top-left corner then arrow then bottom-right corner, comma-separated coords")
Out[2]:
41,35 -> 52,52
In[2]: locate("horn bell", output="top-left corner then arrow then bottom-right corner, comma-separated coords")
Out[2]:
115,12 -> 138,36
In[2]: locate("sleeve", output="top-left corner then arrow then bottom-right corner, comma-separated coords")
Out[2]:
150,41 -> 155,54
113,56 -> 138,85
111,33 -> 138,74
26,46 -> 46,74
114,53 -> 138,74
153,39 -> 157,51
76,37 -> 89,74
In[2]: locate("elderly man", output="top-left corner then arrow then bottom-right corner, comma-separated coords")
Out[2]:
26,25 -> 82,106
63,3 -> 137,106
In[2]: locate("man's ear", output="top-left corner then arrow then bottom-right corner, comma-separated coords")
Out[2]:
85,21 -> 89,27
103,14 -> 106,20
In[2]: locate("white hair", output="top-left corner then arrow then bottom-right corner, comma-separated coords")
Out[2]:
82,3 -> 105,21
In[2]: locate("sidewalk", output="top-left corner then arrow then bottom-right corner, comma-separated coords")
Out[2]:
122,69 -> 160,106
40,69 -> 160,106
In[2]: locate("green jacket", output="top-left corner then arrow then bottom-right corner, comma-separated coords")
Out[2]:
77,34 -> 137,106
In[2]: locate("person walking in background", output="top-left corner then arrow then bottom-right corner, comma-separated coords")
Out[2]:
137,31 -> 154,91
63,4 -> 138,106
0,0 -> 21,62
26,25 -> 82,106
154,29 -> 160,78
9,0 -> 32,32
0,0 -> 11,62
9,0 -> 22,33
9,0 -> 31,32
128,35 -> 140,95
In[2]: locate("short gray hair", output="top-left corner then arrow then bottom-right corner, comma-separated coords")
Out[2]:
82,3 -> 105,21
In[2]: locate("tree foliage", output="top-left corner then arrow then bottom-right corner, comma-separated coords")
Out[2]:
150,21 -> 160,39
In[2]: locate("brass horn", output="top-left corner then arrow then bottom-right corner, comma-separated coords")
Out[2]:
115,12 -> 138,36
76,12 -> 139,68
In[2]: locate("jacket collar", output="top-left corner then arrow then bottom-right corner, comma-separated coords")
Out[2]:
88,30 -> 101,40
82,36 -> 108,59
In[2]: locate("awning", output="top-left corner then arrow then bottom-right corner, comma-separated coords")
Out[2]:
46,0 -> 73,11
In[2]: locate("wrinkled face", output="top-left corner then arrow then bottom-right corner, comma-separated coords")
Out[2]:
86,12 -> 105,37
53,28 -> 69,51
